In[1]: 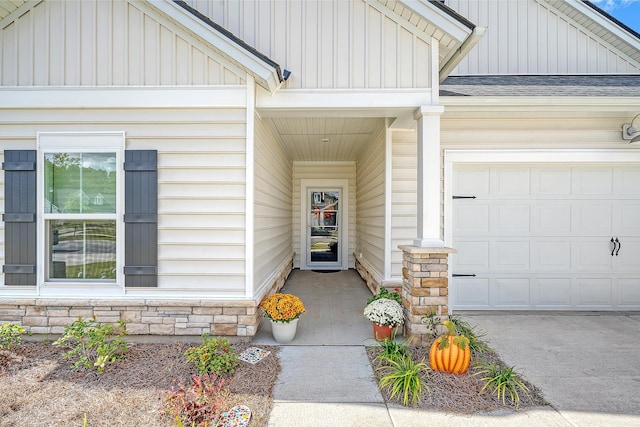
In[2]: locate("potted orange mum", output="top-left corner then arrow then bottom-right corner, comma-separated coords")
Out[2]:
258,293 -> 305,343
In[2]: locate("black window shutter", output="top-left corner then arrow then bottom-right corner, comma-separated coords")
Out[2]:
2,150 -> 37,286
124,150 -> 158,287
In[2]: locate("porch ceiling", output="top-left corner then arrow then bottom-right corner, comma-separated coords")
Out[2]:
268,116 -> 386,161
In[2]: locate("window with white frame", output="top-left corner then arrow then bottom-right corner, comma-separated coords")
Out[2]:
38,133 -> 124,283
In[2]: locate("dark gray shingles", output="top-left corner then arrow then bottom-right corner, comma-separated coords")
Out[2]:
440,75 -> 640,96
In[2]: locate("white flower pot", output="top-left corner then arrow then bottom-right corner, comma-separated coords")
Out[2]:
270,318 -> 299,344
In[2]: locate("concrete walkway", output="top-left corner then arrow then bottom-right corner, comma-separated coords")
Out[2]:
254,270 -> 640,426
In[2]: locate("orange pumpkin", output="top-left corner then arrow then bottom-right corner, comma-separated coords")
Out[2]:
429,320 -> 471,374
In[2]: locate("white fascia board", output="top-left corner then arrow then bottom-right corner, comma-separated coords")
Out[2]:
397,0 -> 473,42
146,0 -> 281,93
256,89 -> 435,117
0,87 -> 247,109
441,96 -> 640,115
439,26 -> 487,82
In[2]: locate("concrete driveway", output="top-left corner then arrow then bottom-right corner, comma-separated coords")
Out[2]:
465,313 -> 640,427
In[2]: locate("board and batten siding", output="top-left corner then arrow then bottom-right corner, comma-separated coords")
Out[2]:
184,0 -> 433,90
355,124 -> 386,276
253,114 -> 293,295
447,0 -> 640,75
0,0 -> 244,86
0,102 -> 250,295
292,162 -> 356,269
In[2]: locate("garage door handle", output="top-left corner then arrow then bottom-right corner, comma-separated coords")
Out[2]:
452,195 -> 477,199
452,274 -> 476,277
611,237 -> 616,256
615,238 -> 621,256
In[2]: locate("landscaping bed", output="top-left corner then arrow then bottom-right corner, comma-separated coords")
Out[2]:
366,336 -> 548,414
0,341 -> 280,427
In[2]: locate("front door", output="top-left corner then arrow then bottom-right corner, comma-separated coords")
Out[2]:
306,188 -> 342,269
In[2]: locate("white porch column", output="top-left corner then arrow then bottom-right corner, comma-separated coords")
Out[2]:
413,105 -> 445,247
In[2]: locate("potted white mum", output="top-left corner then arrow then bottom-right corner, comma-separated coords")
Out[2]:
364,298 -> 404,341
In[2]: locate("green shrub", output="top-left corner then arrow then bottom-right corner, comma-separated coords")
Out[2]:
447,315 -> 491,354
377,355 -> 430,406
162,374 -> 227,427
0,322 -> 30,350
373,337 -> 409,367
366,287 -> 402,306
475,361 -> 530,408
53,317 -> 128,373
185,335 -> 239,376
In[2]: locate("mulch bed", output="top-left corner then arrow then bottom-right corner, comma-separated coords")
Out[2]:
366,339 -> 548,414
0,341 -> 280,427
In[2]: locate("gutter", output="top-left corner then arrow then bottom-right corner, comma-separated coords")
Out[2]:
439,26 -> 486,83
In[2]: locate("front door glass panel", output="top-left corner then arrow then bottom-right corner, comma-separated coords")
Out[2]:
309,190 -> 340,264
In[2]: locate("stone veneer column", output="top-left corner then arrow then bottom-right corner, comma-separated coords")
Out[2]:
399,245 -> 456,346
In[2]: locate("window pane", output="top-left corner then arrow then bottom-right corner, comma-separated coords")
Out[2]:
49,220 -> 116,281
44,153 -> 117,214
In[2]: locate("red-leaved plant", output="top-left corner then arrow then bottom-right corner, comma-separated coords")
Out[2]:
161,374 -> 227,427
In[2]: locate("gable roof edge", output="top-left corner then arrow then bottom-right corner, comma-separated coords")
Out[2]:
147,0 -> 283,93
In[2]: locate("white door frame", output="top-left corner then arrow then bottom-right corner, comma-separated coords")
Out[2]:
300,179 -> 349,270
444,148 -> 640,311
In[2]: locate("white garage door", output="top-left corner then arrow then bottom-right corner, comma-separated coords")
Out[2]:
451,164 -> 640,311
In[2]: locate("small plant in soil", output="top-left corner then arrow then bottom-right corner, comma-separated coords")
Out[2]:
475,360 -> 530,408
447,315 -> 491,355
373,337 -> 409,366
161,373 -> 227,427
53,317 -> 128,373
377,354 -> 430,406
185,335 -> 239,376
0,322 -> 30,350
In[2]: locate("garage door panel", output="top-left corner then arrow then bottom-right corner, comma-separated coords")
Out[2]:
618,202 -> 640,235
454,241 -> 489,270
573,240 -> 614,271
493,168 -> 530,195
573,168 -> 613,195
572,202 -> 613,235
617,239 -> 640,271
493,204 -> 530,234
618,278 -> 640,307
494,241 -> 530,270
534,203 -> 572,234
533,167 -> 572,195
493,278 -> 531,307
454,278 -> 489,307
575,278 -> 613,306
455,167 -> 490,195
532,241 -> 571,270
453,203 -> 489,235
614,168 -> 640,195
535,278 -> 572,306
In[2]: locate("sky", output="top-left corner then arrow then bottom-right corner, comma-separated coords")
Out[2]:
592,0 -> 640,34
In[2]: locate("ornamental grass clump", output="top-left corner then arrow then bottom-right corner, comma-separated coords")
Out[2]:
259,293 -> 306,323
364,298 -> 404,327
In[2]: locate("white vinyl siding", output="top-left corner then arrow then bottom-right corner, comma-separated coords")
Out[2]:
0,0 -> 244,86
356,125 -> 386,276
292,162 -> 356,269
390,130 -> 418,280
447,0 -> 640,75
253,114 -> 293,295
184,0 -> 433,89
0,96 -> 250,296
